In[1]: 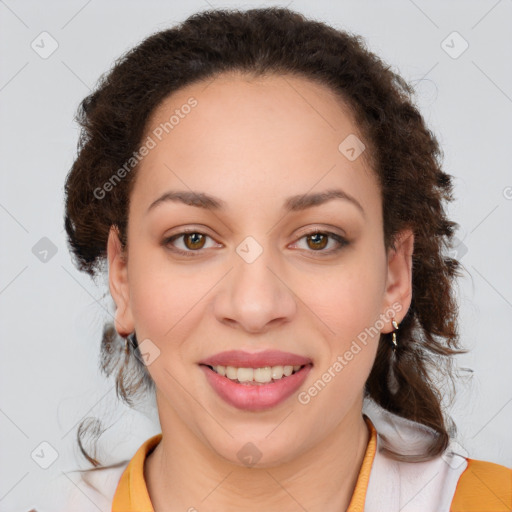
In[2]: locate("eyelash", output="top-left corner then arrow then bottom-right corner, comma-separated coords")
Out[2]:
161,228 -> 349,258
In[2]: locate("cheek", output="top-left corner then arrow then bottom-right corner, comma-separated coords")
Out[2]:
306,261 -> 386,338
302,284 -> 381,411
127,253 -> 192,341
300,247 -> 385,382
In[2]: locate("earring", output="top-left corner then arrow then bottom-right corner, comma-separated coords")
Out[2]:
391,319 -> 399,350
125,331 -> 138,353
388,319 -> 400,393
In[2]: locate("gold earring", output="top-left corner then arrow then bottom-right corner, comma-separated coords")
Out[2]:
391,319 -> 399,349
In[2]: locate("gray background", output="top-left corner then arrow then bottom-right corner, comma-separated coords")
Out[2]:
1,0 -> 511,510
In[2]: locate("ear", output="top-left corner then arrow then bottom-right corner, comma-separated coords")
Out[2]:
107,225 -> 134,337
381,228 -> 414,333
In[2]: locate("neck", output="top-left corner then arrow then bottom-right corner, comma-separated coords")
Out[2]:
145,397 -> 371,512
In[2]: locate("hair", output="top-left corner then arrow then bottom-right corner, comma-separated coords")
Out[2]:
63,6 -> 467,470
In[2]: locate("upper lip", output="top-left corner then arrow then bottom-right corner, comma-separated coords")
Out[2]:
199,350 -> 312,368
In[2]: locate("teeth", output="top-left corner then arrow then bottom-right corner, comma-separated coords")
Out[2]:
271,366 -> 284,380
238,367 -> 257,382
225,366 -> 238,379
213,364 -> 303,383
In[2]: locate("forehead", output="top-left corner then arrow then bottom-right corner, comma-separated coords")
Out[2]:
131,72 -> 380,222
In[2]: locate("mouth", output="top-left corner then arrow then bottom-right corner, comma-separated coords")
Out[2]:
202,363 -> 308,385
199,362 -> 313,411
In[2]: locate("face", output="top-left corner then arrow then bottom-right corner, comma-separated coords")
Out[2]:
108,72 -> 414,467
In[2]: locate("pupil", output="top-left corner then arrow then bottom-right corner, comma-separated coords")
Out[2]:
187,233 -> 204,249
309,233 -> 327,250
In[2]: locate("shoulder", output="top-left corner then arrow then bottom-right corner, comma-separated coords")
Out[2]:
37,462 -> 129,512
362,399 -> 511,512
450,457 -> 512,511
48,433 -> 162,512
63,463 -> 129,512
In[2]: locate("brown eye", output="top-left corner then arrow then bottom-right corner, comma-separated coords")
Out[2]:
306,232 -> 329,250
292,230 -> 349,256
182,232 -> 206,250
162,230 -> 220,257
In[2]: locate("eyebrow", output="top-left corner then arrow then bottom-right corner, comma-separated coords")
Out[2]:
146,188 -> 365,217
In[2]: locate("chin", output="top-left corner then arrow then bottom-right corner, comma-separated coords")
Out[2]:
211,432 -> 308,470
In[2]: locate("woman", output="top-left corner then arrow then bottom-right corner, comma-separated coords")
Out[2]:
62,6 -> 511,511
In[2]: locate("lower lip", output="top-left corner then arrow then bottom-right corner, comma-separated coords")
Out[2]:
200,364 -> 312,412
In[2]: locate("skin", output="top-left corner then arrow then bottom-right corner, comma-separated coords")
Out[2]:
107,71 -> 414,512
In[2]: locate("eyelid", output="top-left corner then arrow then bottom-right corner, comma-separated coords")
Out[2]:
294,224 -> 347,239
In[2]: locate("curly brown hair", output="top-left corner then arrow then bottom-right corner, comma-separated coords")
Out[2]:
63,6 -> 466,469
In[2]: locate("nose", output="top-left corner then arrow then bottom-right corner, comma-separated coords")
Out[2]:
212,242 -> 297,334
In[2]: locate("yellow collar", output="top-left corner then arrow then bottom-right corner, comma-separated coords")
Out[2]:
112,417 -> 377,511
